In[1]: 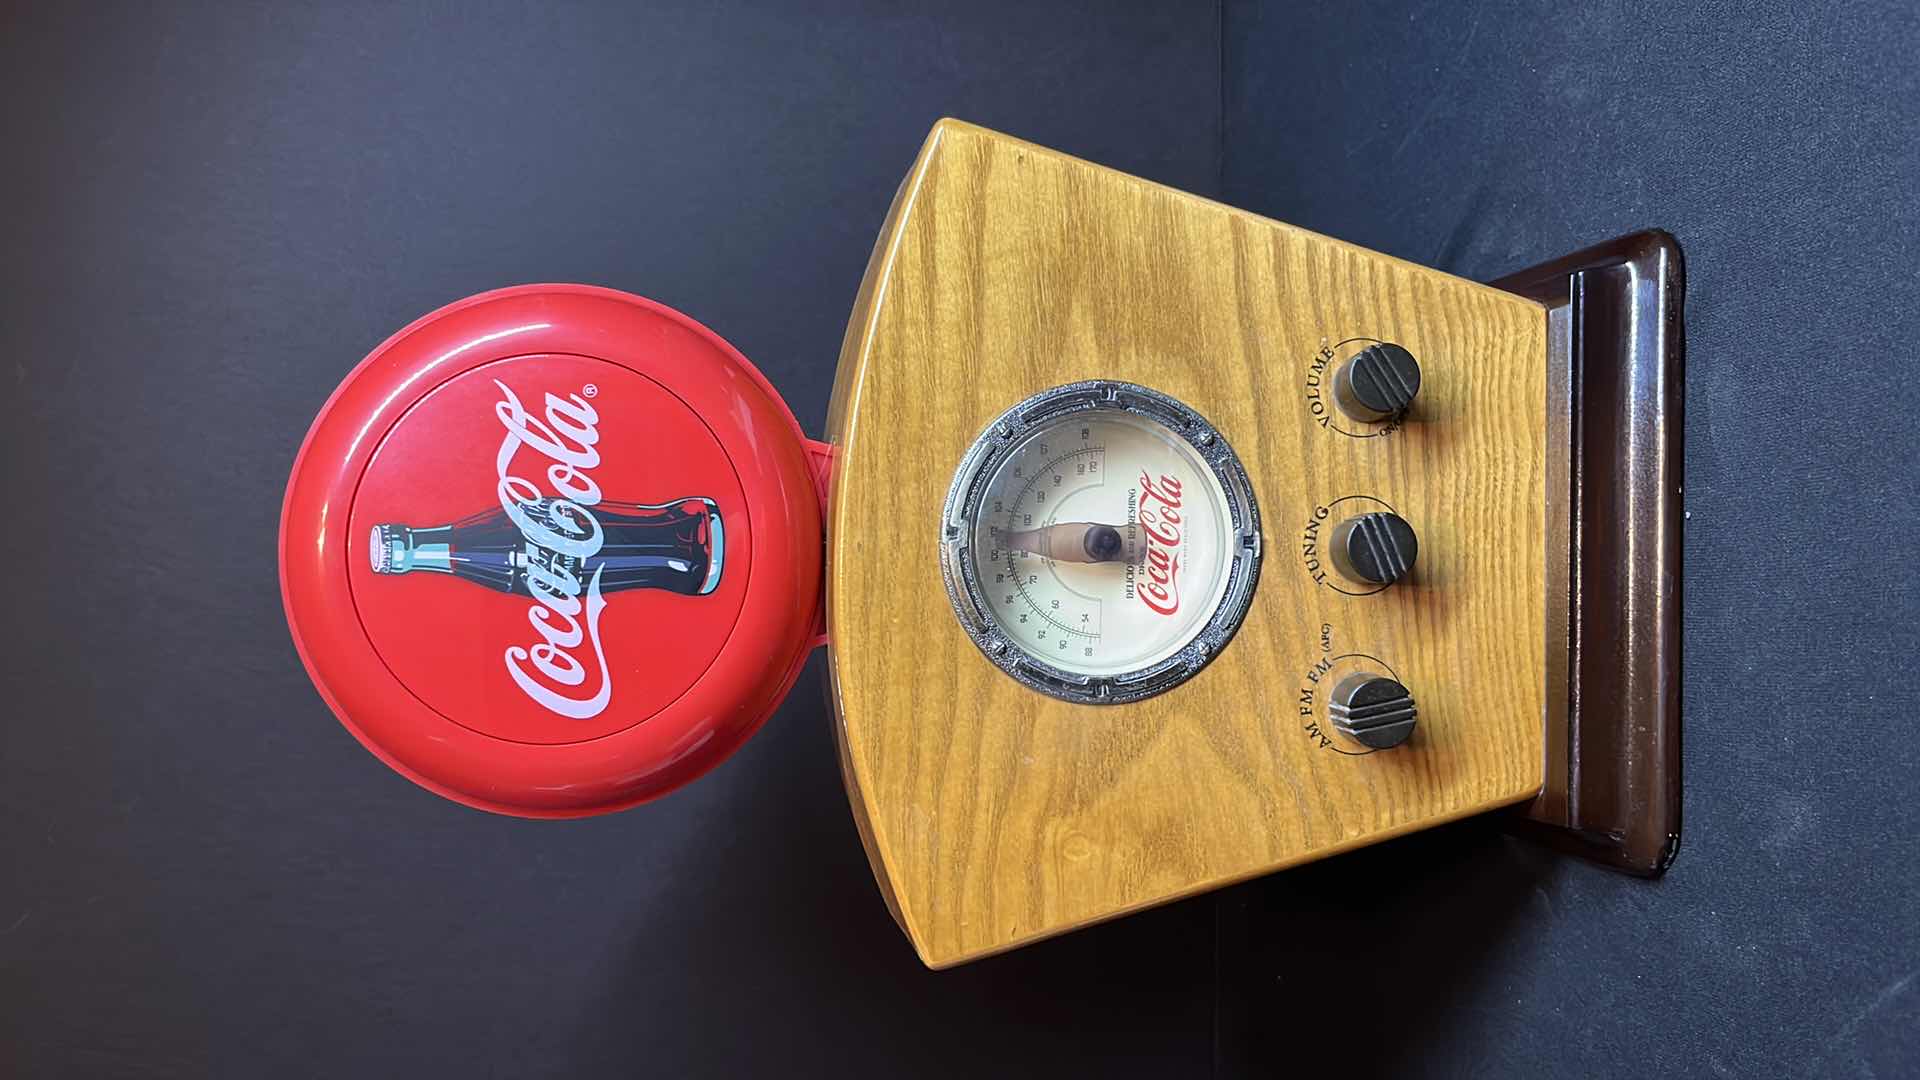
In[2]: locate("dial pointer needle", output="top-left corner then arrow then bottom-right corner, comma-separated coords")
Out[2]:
996,522 -> 1129,564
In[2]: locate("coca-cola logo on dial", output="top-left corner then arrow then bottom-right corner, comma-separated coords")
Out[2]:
1136,469 -> 1185,616
348,354 -> 748,745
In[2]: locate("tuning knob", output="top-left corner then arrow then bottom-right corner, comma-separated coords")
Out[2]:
1329,511 -> 1418,586
1334,342 -> 1421,422
1329,673 -> 1418,749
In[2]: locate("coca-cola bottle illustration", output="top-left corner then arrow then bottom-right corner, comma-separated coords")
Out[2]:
369,497 -> 724,596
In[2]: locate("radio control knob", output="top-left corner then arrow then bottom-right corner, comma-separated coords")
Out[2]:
1334,342 -> 1421,422
1329,673 -> 1418,749
1330,511 -> 1417,586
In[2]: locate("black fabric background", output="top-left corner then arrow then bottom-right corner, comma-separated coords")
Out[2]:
0,2 -> 1914,1077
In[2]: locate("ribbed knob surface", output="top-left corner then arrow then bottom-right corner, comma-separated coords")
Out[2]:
1334,342 -> 1421,421
1330,511 -> 1418,586
1329,673 -> 1418,749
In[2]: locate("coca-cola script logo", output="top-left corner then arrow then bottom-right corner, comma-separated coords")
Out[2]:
352,353 -> 740,745
493,380 -> 615,719
1137,470 -> 1184,616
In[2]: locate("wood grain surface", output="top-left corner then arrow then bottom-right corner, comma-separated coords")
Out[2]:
826,120 -> 1550,968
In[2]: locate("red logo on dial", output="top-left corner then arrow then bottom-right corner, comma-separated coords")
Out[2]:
1137,469 -> 1185,616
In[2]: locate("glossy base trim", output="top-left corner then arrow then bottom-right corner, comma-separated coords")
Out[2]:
1491,231 -> 1685,876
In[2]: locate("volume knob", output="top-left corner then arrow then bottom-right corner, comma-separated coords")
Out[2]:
1334,342 -> 1421,422
1329,673 -> 1418,749
1329,511 -> 1418,587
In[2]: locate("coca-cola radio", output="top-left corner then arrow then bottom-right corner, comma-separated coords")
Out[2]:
282,120 -> 1683,968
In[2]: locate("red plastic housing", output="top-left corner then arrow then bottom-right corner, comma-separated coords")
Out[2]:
280,286 -> 825,817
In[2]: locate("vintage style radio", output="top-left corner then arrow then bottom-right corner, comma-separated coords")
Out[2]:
281,120 -> 1682,968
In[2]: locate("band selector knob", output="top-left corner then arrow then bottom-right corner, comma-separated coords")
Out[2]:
1329,673 -> 1418,749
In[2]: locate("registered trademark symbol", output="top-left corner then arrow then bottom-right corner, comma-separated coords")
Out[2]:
582,383 -> 598,398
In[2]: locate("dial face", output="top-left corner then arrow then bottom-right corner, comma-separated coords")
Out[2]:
941,382 -> 1261,704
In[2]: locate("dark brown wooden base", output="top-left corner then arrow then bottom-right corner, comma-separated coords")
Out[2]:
1491,231 -> 1685,876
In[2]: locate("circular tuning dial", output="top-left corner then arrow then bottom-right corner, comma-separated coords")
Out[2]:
941,381 -> 1262,705
1334,342 -> 1421,422
1330,511 -> 1418,587
1329,673 -> 1418,749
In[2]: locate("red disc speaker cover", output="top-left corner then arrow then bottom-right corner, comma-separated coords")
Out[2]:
280,286 -> 825,817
